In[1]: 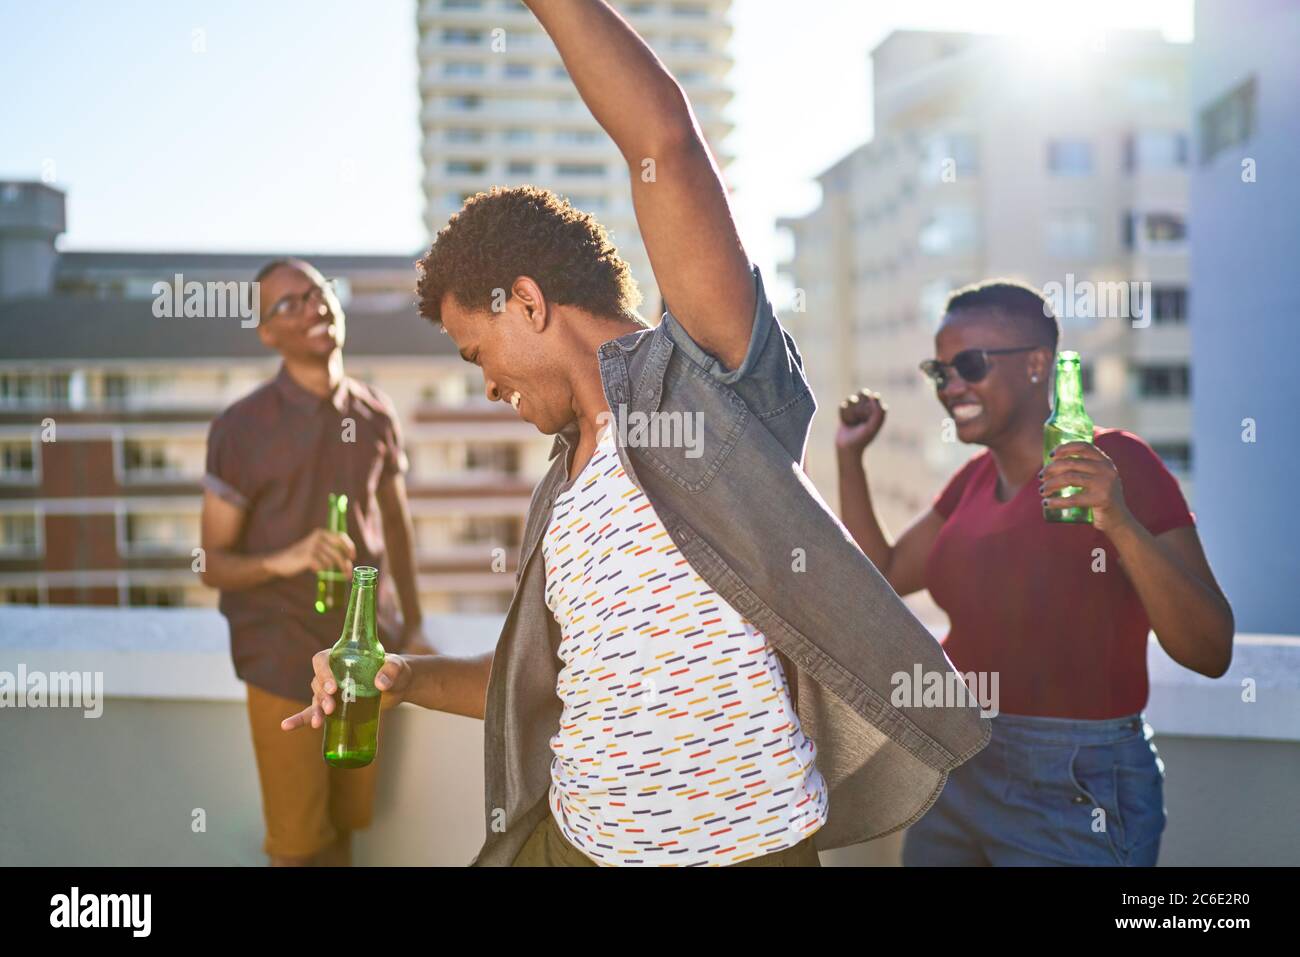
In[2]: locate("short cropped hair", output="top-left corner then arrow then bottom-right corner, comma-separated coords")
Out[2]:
943,278 -> 1060,350
415,185 -> 642,326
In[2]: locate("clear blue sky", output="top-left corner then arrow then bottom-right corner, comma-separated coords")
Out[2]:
0,0 -> 1192,280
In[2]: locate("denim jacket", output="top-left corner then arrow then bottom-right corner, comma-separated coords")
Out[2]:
471,264 -> 990,865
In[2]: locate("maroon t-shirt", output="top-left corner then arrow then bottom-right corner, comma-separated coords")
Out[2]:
203,364 -> 408,703
924,428 -> 1194,719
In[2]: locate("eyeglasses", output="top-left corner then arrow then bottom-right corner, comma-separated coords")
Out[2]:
264,282 -> 334,322
919,346 -> 1039,389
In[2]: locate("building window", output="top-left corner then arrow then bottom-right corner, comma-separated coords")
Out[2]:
1145,212 -> 1186,245
506,160 -> 536,176
1150,441 -> 1193,474
918,207 -> 978,256
1152,286 -> 1188,324
0,372 -> 71,408
1199,76 -> 1256,164
123,513 -> 198,555
0,513 -> 39,556
442,29 -> 483,45
445,159 -> 487,175
102,373 -> 178,407
128,585 -> 186,608
463,515 -> 522,548
1127,211 -> 1187,250
922,132 -> 978,178
555,161 -> 606,178
1046,210 -> 1097,258
121,439 -> 195,481
1134,363 -> 1190,399
1,586 -> 40,605
554,128 -> 601,144
1125,131 -> 1189,171
0,441 -> 36,482
444,128 -> 484,143
416,514 -> 523,554
442,61 -> 485,77
444,94 -> 481,110
668,35 -> 709,52
123,440 -> 168,476
503,62 -> 534,78
465,443 -> 521,476
503,127 -> 535,143
1047,139 -> 1093,175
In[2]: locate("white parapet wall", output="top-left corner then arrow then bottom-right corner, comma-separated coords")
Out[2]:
1,607 -> 1297,866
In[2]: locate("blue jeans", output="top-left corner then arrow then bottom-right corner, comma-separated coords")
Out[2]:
903,712 -> 1167,866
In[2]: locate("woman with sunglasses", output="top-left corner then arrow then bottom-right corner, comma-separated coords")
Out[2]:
835,279 -> 1233,866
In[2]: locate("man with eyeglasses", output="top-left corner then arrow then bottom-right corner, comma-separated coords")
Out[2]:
199,258 -> 429,866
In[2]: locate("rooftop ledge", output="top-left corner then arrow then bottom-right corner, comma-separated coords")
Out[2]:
1,606 -> 1297,743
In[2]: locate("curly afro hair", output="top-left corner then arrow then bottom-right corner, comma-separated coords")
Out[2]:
416,185 -> 643,327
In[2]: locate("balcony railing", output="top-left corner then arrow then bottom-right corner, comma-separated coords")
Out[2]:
2,605 -> 1296,866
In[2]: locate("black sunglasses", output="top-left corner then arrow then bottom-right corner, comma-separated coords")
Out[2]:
919,346 -> 1039,389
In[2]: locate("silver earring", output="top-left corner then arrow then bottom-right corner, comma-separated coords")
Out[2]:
1031,375 -> 1040,383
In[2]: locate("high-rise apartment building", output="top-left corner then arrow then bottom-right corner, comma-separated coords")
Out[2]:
416,0 -> 734,312
780,31 -> 1193,553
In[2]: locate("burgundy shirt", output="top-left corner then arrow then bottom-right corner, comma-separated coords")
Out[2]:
925,429 -> 1195,719
203,364 -> 408,702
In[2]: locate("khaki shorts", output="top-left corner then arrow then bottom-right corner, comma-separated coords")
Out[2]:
512,810 -> 822,867
244,682 -> 383,860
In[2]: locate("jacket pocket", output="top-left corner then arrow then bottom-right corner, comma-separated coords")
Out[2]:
632,352 -> 748,493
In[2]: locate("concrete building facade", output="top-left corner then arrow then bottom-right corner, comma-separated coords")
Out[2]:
1187,0 -> 1300,633
0,182 -> 552,613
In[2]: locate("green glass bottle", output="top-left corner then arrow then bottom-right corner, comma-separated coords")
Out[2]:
314,492 -> 349,614
323,565 -> 385,769
1043,350 -> 1094,524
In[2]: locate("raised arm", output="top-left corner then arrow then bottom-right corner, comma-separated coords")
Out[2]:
524,0 -> 755,369
835,391 -> 942,595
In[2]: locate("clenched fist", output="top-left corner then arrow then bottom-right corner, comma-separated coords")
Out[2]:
836,389 -> 888,456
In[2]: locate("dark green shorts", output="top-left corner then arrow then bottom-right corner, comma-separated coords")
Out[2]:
511,811 -> 822,867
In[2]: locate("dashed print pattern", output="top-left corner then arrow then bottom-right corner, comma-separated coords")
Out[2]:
543,428 -> 827,866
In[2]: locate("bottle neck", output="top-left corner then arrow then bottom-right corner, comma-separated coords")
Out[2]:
340,579 -> 377,645
1052,360 -> 1086,417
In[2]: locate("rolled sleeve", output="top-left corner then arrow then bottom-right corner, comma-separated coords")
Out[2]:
661,264 -> 778,387
201,471 -> 249,509
203,416 -> 250,509
660,263 -> 811,410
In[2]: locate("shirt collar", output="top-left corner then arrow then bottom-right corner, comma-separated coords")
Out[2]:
274,363 -> 350,414
548,421 -> 580,461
